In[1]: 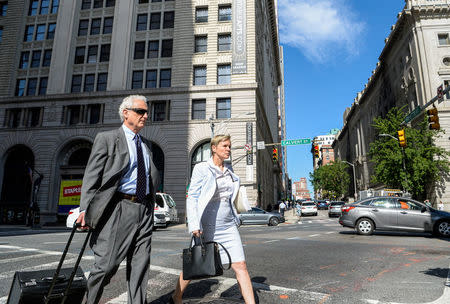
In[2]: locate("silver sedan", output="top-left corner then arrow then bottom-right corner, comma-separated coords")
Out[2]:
238,207 -> 285,226
339,196 -> 450,237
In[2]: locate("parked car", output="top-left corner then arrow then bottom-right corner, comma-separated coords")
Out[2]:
154,192 -> 179,229
317,200 -> 328,210
328,201 -> 346,217
339,196 -> 450,237
238,207 -> 285,226
301,201 -> 318,216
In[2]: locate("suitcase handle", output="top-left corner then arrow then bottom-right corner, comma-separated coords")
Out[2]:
45,222 -> 91,304
42,275 -> 65,282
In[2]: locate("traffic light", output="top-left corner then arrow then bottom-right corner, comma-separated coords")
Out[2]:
272,148 -> 278,163
397,129 -> 406,148
314,145 -> 319,157
427,108 -> 440,130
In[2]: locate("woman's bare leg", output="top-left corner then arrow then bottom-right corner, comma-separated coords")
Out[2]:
231,261 -> 255,304
172,272 -> 191,304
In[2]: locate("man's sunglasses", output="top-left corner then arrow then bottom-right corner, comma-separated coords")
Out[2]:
126,108 -> 148,115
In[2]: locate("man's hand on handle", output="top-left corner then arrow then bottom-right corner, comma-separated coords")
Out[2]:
76,211 -> 90,231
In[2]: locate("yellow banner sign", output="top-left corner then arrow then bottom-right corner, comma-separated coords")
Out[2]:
58,180 -> 82,206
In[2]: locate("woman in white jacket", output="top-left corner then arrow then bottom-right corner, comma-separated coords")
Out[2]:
170,135 -> 255,304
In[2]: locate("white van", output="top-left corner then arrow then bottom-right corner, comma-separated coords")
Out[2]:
154,192 -> 178,228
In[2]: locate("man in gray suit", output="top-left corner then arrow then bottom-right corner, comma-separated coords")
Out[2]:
76,95 -> 160,304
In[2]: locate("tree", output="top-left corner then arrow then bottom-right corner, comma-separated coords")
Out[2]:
309,161 -> 350,199
369,106 -> 450,200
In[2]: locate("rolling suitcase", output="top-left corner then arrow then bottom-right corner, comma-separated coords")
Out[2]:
7,224 -> 92,304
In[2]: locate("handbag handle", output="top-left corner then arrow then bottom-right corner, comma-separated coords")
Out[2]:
190,236 -> 232,270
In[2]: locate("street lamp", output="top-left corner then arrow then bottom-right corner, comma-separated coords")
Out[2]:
378,133 -> 408,192
342,160 -> 357,201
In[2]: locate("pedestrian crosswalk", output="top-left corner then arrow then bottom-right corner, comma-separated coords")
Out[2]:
0,243 -> 330,304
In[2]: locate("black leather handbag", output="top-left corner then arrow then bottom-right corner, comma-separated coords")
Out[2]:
182,236 -> 231,280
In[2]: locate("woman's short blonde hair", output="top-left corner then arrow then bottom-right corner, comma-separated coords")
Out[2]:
210,135 -> 231,154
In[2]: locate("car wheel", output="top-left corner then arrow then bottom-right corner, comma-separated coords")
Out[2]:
434,220 -> 450,237
356,218 -> 374,235
314,213 -> 318,216
269,217 -> 279,226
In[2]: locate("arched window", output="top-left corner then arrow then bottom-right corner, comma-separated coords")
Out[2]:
191,141 -> 210,173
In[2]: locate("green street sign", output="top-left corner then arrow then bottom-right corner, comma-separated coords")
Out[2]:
281,138 -> 311,146
404,106 -> 422,123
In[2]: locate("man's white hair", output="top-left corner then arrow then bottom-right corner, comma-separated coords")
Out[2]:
118,95 -> 147,122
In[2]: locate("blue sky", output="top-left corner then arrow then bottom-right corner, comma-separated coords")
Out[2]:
279,0 -> 406,192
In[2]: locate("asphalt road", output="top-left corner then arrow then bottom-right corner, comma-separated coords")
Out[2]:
0,210 -> 449,303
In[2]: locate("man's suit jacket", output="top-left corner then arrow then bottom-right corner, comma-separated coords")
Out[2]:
80,127 -> 160,229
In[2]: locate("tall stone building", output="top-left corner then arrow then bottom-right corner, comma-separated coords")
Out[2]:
333,0 -> 450,208
0,0 -> 283,225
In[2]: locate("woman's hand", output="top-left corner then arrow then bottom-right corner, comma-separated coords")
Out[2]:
192,230 -> 202,238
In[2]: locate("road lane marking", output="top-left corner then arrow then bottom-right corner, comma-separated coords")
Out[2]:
263,240 -> 279,243
286,237 -> 301,240
308,234 -> 320,237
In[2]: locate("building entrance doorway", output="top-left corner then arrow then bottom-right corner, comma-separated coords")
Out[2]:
0,145 -> 34,224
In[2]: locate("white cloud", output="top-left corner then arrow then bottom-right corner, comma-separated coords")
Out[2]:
278,0 -> 365,63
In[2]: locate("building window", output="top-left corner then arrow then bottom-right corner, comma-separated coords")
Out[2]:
0,26 -> 2,42
31,50 -> 42,67
74,46 -> 85,64
146,69 -> 157,88
218,34 -> 231,51
105,0 -> 115,7
150,12 -> 161,30
152,100 -> 169,121
71,75 -> 82,92
152,0 -> 162,2
193,66 -> 206,85
103,17 -> 113,34
195,7 -> 208,23
132,70 -> 143,89
43,49 -> 52,66
438,33 -> 450,46
38,77 -> 48,95
87,104 -> 102,124
100,44 -> 110,62
35,24 -> 46,40
218,5 -> 231,21
0,1 -> 7,16
160,69 -> 171,87
29,0 -> 38,16
25,108 -> 42,127
27,78 -> 38,96
139,0 -> 149,3
161,39 -> 172,57
97,73 -> 107,91
47,23 -> 56,39
217,64 -> 231,84
216,97 -> 231,119
78,19 -> 89,36
40,0 -> 50,14
87,45 -> 98,63
134,41 -> 146,59
24,25 -> 35,41
147,40 -> 158,58
137,14 -> 147,31
84,73 -> 95,92
195,35 -> 207,53
5,109 -> 21,128
90,18 -> 101,35
51,0 -> 59,14
163,11 -> 174,29
19,52 -> 30,69
93,0 -> 103,9
81,0 -> 91,9
67,105 -> 81,125
15,79 -> 26,96
192,99 -> 206,120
